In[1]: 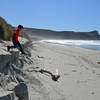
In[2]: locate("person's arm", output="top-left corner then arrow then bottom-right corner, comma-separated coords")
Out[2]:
15,30 -> 19,42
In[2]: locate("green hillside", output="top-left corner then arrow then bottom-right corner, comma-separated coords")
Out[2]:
0,16 -> 14,40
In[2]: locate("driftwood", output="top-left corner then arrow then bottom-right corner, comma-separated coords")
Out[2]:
97,62 -> 100,64
25,68 -> 60,82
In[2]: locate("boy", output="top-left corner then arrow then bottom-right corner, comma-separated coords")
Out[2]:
7,25 -> 26,55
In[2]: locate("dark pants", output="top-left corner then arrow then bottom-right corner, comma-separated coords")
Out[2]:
9,40 -> 24,54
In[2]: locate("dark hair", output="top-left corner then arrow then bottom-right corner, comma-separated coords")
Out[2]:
17,25 -> 23,29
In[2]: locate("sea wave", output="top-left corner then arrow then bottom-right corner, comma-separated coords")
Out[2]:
42,40 -> 100,50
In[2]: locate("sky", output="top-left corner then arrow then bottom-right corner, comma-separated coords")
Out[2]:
0,0 -> 100,33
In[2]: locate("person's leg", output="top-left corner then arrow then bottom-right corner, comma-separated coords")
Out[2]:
16,41 -> 25,54
7,40 -> 17,51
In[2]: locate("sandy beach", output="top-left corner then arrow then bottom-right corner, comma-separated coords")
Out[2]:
22,40 -> 100,100
1,38 -> 100,100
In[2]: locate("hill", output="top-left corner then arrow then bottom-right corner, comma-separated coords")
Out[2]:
23,28 -> 100,40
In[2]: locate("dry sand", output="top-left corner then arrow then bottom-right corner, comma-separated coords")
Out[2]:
24,40 -> 100,100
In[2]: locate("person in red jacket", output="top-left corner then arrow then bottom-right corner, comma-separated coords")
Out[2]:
7,25 -> 26,55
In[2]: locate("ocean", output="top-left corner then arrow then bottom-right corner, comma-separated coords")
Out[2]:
42,40 -> 100,51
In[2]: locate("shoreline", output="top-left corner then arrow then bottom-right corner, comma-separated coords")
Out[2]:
41,40 -> 100,51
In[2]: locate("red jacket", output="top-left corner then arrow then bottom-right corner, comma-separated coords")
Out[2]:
12,29 -> 20,42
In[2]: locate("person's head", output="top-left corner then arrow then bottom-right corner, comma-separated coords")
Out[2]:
17,25 -> 23,31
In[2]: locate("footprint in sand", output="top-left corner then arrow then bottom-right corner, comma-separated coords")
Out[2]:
72,70 -> 77,72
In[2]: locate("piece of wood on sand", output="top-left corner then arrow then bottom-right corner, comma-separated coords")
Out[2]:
97,62 -> 100,64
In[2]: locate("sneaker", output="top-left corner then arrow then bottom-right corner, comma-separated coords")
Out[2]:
21,52 -> 26,55
7,46 -> 10,52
